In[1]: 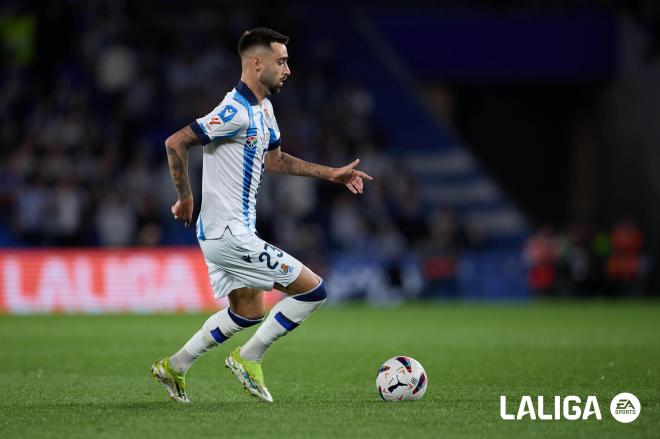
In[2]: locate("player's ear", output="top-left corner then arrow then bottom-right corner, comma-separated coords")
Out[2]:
253,56 -> 262,72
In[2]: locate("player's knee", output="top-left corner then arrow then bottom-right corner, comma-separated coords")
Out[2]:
288,266 -> 321,292
293,278 -> 327,303
227,308 -> 264,326
310,271 -> 322,285
229,302 -> 265,321
228,288 -> 264,319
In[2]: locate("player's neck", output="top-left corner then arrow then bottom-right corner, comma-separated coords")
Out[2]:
239,76 -> 266,104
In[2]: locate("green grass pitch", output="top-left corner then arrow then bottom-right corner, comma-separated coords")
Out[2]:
1,302 -> 659,438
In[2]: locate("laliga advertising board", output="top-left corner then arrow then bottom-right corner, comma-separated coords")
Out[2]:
0,249 -> 284,313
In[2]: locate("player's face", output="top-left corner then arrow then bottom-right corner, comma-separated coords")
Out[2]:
259,42 -> 290,95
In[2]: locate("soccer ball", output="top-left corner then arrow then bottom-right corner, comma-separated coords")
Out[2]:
376,356 -> 427,401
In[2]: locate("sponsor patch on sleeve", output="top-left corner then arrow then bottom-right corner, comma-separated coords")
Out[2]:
219,105 -> 238,123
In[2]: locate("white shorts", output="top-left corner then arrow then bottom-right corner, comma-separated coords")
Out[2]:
198,228 -> 303,299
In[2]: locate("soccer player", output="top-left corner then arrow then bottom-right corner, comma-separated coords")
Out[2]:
151,28 -> 373,403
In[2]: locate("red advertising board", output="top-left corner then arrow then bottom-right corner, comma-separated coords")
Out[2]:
0,248 -> 284,313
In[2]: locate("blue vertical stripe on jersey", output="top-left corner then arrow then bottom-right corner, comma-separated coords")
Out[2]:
253,159 -> 265,229
253,152 -> 266,229
250,111 -> 268,229
233,91 -> 258,229
196,216 -> 206,240
242,145 -> 257,228
233,91 -> 254,122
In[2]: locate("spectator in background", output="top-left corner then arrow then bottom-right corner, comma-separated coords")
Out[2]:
563,222 -> 596,297
523,220 -> 649,297
95,189 -> 137,247
523,225 -> 559,295
13,173 -> 50,245
421,209 -> 460,299
49,176 -> 86,245
606,220 -> 646,295
330,196 -> 367,251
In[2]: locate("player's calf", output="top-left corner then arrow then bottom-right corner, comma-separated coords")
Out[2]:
240,278 -> 327,362
167,307 -> 263,375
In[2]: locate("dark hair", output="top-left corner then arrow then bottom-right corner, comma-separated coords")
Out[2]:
238,28 -> 290,55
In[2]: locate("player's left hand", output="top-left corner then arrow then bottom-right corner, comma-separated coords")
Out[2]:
330,159 -> 374,194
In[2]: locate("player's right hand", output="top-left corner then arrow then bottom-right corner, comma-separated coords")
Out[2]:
171,196 -> 194,228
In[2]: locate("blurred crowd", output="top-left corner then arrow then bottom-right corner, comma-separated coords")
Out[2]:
5,1 -> 651,299
0,2 -> 374,249
0,1 -> 487,294
524,220 -> 649,297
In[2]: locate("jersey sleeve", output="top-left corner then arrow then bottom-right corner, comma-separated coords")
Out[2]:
265,101 -> 281,151
189,102 -> 247,145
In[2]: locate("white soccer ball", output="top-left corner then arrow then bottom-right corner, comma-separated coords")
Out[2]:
376,356 -> 428,401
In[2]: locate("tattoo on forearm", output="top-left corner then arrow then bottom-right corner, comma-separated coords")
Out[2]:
273,152 -> 329,179
166,146 -> 192,198
165,126 -> 200,198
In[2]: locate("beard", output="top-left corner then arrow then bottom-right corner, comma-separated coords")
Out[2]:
265,81 -> 282,95
262,73 -> 283,95
267,84 -> 282,95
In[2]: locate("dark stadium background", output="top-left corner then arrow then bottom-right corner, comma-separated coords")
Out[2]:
1,2 -> 660,439
2,0 -> 659,303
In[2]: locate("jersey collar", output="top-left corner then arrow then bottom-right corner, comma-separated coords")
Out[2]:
236,81 -> 259,106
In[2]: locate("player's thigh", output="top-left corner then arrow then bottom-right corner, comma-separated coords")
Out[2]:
274,265 -> 321,296
228,287 -> 264,319
199,234 -> 276,298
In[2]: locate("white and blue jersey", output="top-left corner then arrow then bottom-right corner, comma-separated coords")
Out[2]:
189,81 -> 281,239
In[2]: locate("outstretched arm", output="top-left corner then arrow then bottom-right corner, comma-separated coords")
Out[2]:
265,147 -> 374,194
165,125 -> 201,226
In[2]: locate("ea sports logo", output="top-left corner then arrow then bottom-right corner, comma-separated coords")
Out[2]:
610,393 -> 641,423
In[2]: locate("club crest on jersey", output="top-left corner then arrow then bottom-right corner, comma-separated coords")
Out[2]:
219,105 -> 238,123
245,135 -> 259,149
279,263 -> 293,275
